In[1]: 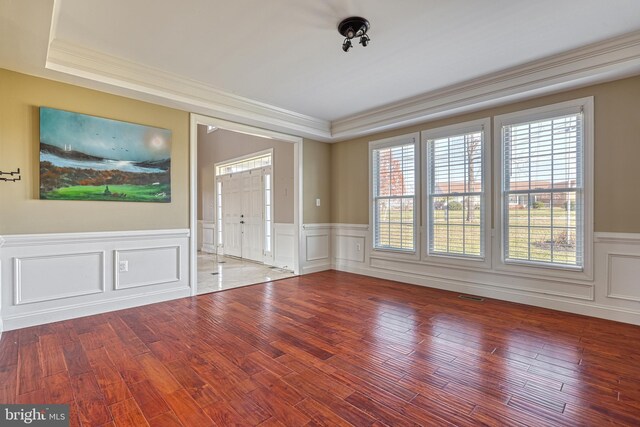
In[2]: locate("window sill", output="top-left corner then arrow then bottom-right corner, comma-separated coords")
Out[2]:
422,253 -> 492,270
371,247 -> 420,262
493,257 -> 593,283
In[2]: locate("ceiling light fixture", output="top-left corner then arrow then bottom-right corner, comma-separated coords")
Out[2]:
338,16 -> 370,52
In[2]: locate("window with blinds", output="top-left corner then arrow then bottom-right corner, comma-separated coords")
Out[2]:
372,138 -> 416,252
426,128 -> 485,258
502,112 -> 583,267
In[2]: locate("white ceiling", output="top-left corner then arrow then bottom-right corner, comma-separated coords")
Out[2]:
2,0 -> 640,141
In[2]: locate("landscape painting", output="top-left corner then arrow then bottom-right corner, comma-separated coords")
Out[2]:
39,107 -> 171,202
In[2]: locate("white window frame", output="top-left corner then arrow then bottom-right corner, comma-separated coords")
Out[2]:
216,179 -> 223,248
263,170 -> 273,259
494,97 -> 594,281
215,150 -> 272,176
421,118 -> 492,269
369,133 -> 420,260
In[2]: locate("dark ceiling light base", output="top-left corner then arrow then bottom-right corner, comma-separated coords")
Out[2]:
338,16 -> 370,52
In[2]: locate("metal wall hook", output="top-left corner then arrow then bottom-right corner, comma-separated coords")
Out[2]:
0,167 -> 20,176
0,168 -> 21,182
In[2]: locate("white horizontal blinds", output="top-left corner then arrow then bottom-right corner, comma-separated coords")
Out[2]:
373,143 -> 416,251
503,112 -> 583,267
428,130 -> 484,257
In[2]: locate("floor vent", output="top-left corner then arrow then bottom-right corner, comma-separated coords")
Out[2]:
458,294 -> 484,302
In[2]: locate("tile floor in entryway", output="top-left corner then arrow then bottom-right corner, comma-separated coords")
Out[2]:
197,252 -> 295,295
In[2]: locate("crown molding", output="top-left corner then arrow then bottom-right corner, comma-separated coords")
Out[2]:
45,39 -> 333,141
331,30 -> 640,141
44,30 -> 640,143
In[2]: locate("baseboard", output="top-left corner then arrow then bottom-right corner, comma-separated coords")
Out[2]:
335,262 -> 640,325
301,263 -> 332,274
2,286 -> 191,331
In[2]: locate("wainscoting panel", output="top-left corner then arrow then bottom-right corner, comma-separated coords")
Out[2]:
335,235 -> 365,263
301,224 -> 331,274
0,229 -> 190,331
596,234 -> 640,313
14,252 -> 105,305
607,254 -> 640,301
115,246 -> 181,290
333,224 -> 368,265
273,223 -> 295,270
306,235 -> 329,261
200,221 -> 216,253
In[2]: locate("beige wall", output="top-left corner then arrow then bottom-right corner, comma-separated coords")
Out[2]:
0,69 -> 189,234
197,126 -> 295,223
330,75 -> 640,233
4,68 -> 638,235
303,139 -> 331,224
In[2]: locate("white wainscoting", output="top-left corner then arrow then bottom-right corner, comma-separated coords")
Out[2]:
301,224 -> 332,274
14,251 -> 106,305
330,224 -> 640,326
200,221 -> 216,253
273,223 -> 295,270
0,229 -> 190,331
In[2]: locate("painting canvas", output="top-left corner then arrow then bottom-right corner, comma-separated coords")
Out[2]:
39,107 -> 171,202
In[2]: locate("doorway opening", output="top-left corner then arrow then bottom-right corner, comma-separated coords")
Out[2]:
190,115 -> 302,295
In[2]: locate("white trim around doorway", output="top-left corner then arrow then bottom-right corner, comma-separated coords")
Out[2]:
189,114 -> 303,296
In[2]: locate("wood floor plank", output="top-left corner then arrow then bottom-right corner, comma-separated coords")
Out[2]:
294,397 -> 354,427
200,400 -> 247,426
248,385 -> 311,426
70,372 -> 112,426
62,341 -> 92,377
161,388 -> 215,427
345,391 -> 422,427
135,353 -> 182,395
146,411 -> 183,427
39,334 -> 67,377
0,363 -> 18,403
0,330 -> 19,369
1,271 -> 640,426
110,398 -> 150,427
127,380 -> 171,420
17,341 -> 42,395
43,372 -> 74,403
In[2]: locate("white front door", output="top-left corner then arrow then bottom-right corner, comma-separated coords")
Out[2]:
221,170 -> 264,262
242,171 -> 264,262
222,173 -> 243,258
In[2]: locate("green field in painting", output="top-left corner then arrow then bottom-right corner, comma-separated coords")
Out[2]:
42,184 -> 170,202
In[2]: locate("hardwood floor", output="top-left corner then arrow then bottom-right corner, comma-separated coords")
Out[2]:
2,270 -> 640,426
